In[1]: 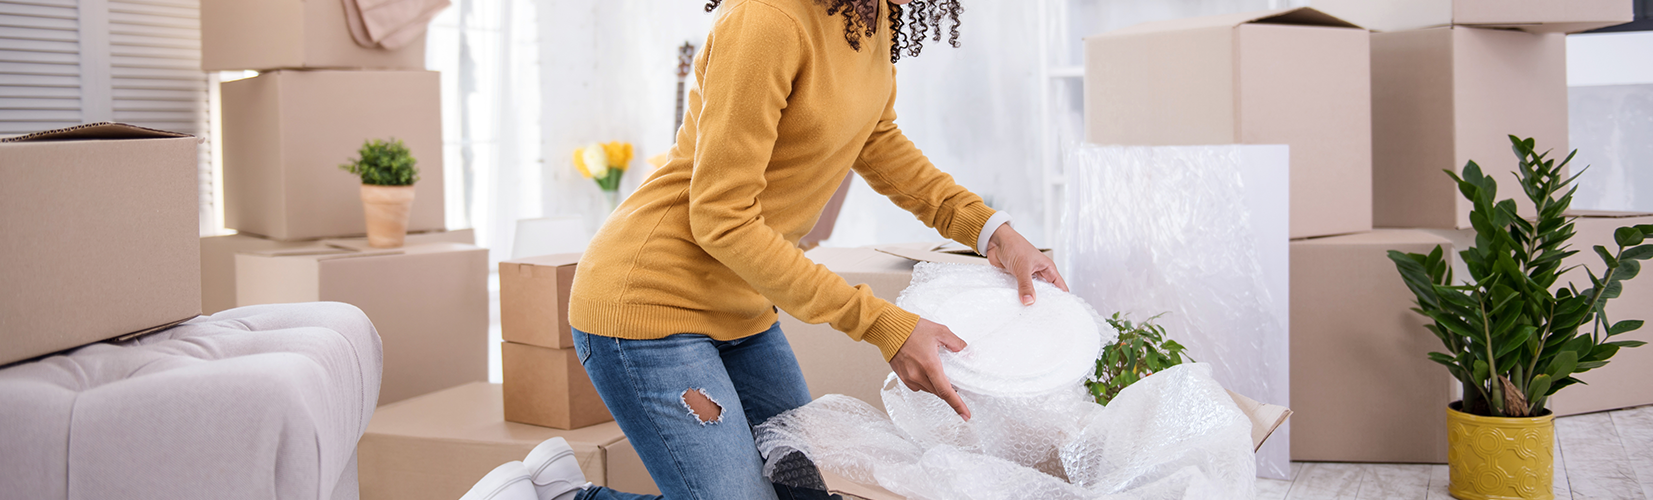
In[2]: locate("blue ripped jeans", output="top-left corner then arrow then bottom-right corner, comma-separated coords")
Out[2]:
571,323 -> 834,500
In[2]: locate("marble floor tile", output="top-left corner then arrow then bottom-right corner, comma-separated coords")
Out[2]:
1425,464 -> 1452,500
1287,463 -> 1365,500
1557,429 -> 1575,498
1357,464 -> 1431,500
1610,406 -> 1653,498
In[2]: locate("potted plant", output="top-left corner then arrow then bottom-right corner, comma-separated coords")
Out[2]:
340,138 -> 419,248
1388,136 -> 1647,500
1087,313 -> 1190,405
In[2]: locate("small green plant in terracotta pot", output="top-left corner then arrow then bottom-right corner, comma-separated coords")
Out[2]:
1388,136 -> 1646,500
340,138 -> 419,248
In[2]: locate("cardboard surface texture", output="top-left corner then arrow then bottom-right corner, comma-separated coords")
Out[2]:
235,242 -> 487,405
1085,7 -> 1372,239
360,382 -> 658,500
1371,26 -> 1568,230
1,123 -> 201,366
1310,0 -> 1632,33
201,0 -> 426,71
222,69 -> 445,241
1549,212 -> 1653,416
502,341 -> 613,430
1290,230 -> 1456,463
500,253 -> 582,349
200,229 -> 474,315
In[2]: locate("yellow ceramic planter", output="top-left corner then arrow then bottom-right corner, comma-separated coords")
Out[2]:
1446,402 -> 1555,500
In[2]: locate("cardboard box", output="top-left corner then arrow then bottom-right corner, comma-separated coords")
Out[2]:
1371,26 -> 1568,230
360,382 -> 659,500
201,0 -> 426,71
500,253 -> 581,349
200,229 -> 474,315
778,246 -> 920,414
502,341 -> 613,430
1290,230 -> 1456,463
1549,212 -> 1653,416
1085,7 -> 1372,239
1310,0 -> 1632,34
235,242 -> 487,405
1,123 -> 201,366
223,69 -> 445,241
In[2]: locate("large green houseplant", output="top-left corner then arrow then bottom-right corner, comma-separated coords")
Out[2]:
1388,136 -> 1646,500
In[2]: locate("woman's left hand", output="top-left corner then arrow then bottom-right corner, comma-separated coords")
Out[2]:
984,224 -> 1069,305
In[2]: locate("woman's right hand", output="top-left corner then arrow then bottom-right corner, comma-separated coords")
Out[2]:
889,318 -> 971,421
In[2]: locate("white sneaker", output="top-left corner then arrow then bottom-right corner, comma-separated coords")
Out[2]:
524,437 -> 591,500
459,461 -> 539,500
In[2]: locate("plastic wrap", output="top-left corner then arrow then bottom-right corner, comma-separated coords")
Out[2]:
754,263 -> 1258,499
1059,145 -> 1292,479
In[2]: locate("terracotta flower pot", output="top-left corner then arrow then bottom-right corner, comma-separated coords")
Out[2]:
360,184 -> 416,248
1446,401 -> 1554,500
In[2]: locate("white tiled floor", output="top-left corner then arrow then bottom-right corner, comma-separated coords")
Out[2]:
1259,405 -> 1653,500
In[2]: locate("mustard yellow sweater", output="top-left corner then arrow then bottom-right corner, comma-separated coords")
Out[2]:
567,0 -> 996,361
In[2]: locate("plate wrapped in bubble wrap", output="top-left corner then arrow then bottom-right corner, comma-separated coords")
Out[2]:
755,263 -> 1258,499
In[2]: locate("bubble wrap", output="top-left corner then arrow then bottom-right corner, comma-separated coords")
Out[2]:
754,263 -> 1257,499
1059,145 -> 1292,479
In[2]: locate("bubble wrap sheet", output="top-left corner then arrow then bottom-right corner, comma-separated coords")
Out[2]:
1060,145 -> 1292,479
755,264 -> 1257,499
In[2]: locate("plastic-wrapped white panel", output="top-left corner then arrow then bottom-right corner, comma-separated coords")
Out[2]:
1059,144 -> 1292,479
1570,84 -> 1653,213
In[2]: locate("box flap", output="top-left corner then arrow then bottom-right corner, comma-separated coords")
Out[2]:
1101,6 -> 1361,37
3,122 -> 192,142
503,252 -> 583,268
873,244 -> 991,265
1227,389 -> 1293,452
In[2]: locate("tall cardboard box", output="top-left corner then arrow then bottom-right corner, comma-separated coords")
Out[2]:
1290,230 -> 1456,463
222,70 -> 445,241
360,383 -> 659,500
1085,7 -> 1372,239
499,253 -> 581,349
1371,26 -> 1568,230
201,0 -> 427,71
1,123 -> 201,366
235,242 -> 487,405
200,229 -> 474,315
501,341 -> 613,430
1548,212 -> 1653,416
1310,0 -> 1632,34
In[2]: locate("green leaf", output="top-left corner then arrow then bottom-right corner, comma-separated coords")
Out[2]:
1623,244 -> 1653,261
1607,340 -> 1648,348
1609,320 -> 1644,336
1616,227 -> 1645,247
1549,351 -> 1579,379
1596,245 -> 1619,269
1528,374 -> 1553,400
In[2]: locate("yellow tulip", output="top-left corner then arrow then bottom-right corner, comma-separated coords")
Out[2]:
573,149 -> 591,179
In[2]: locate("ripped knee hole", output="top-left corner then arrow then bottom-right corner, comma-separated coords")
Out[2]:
680,388 -> 723,424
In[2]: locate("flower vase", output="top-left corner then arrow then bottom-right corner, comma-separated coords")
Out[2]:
603,189 -> 620,213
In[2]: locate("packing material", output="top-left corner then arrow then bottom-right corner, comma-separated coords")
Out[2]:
1310,0 -> 1632,34
360,382 -> 658,500
1290,230 -> 1456,463
1371,26 -> 1568,229
1085,7 -> 1371,239
502,341 -> 613,430
1,123 -> 200,366
222,69 -> 445,241
200,229 -> 474,315
201,0 -> 426,71
500,253 -> 581,349
235,242 -> 487,405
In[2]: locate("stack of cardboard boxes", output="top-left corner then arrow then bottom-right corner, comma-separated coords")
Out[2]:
1084,0 -> 1635,464
198,0 -> 487,409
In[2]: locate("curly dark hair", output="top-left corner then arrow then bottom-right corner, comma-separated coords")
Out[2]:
704,0 -> 962,63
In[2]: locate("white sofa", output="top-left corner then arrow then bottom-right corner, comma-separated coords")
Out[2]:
0,302 -> 382,500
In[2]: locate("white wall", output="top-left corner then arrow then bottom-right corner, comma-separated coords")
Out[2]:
1567,31 -> 1653,213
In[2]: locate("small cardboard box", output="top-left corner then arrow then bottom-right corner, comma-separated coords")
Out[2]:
1549,211 -> 1653,416
1290,230 -> 1456,463
235,242 -> 487,406
1310,0 -> 1632,34
1085,7 -> 1372,239
360,382 -> 659,500
200,229 -> 474,315
1,123 -> 201,366
502,341 -> 613,430
201,0 -> 426,71
222,69 -> 445,241
1371,26 -> 1568,230
500,253 -> 582,349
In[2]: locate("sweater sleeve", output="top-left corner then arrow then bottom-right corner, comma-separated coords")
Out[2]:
688,1 -> 919,361
853,69 -> 999,252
